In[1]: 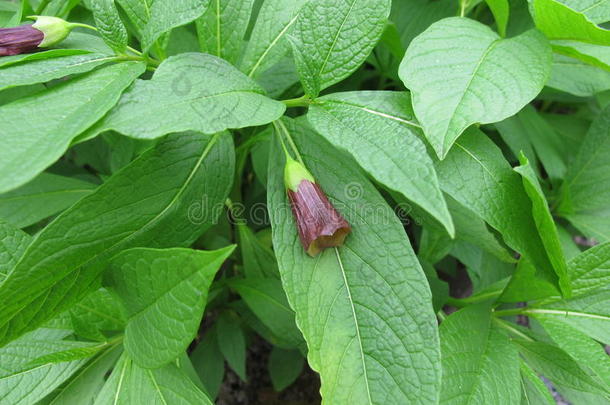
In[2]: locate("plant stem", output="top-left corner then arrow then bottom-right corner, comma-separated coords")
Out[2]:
446,290 -> 503,307
492,307 -> 525,318
281,95 -> 311,108
273,120 -> 305,165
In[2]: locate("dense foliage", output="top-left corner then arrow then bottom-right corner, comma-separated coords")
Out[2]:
0,0 -> 609,404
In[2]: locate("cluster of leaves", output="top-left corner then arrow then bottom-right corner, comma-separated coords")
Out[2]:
0,0 -> 609,404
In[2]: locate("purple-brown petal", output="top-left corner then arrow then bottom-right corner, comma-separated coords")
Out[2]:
288,180 -> 351,257
0,25 -> 44,56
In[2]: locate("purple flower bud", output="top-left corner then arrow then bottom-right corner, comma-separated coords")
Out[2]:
0,24 -> 44,56
286,173 -> 351,257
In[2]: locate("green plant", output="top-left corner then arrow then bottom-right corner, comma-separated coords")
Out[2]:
0,0 -> 609,403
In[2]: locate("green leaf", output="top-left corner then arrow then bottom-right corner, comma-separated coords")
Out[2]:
196,0 -> 254,64
268,347 -> 304,392
106,246 -> 234,368
307,90 -> 454,236
436,128 -> 565,295
291,0 -> 391,96
0,53 -> 116,92
240,0 -> 306,78
84,53 -> 285,140
216,311 -> 247,381
141,0 -> 209,52
390,0 -> 455,48
514,154 -> 571,296
547,53 -> 610,97
553,40 -> 610,71
533,0 -> 610,45
93,354 -> 214,404
46,345 -> 122,405
190,327 -> 224,399
520,360 -> 555,405
91,0 -> 128,53
400,17 -> 551,158
0,173 -> 96,229
0,132 -> 234,346
485,0 -> 509,36
237,223 -> 279,278
514,340 -> 609,395
559,105 -> 610,242
229,277 -> 303,349
27,341 -> 110,367
0,62 -> 144,194
268,118 -> 441,404
555,0 -> 610,23
538,317 -> 610,390
568,241 -> 610,296
439,304 -> 521,404
69,288 -> 127,341
116,0 -> 153,34
0,220 -> 30,282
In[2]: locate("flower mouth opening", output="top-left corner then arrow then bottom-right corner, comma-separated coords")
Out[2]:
306,226 -> 351,257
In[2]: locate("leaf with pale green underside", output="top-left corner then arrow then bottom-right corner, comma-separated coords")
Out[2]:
141,0 -> 209,51
533,0 -> 610,45
229,277 -> 303,350
485,0 -> 509,36
196,0 -> 254,64
91,0 -> 128,53
555,0 -> 610,23
0,173 -> 96,229
0,62 -> 144,194
291,0 -> 391,96
84,53 -> 285,141
106,246 -> 233,368
268,118 -> 441,404
435,128 -> 566,295
514,340 -> 609,395
0,132 -> 234,346
520,360 -> 555,405
440,304 -> 520,404
400,17 -> 551,158
559,105 -> 610,242
514,155 -> 571,296
307,90 -> 454,237
240,0 -> 309,78
548,53 -> 610,97
0,53 -> 116,92
94,354 -> 214,405
0,220 -> 30,282
552,40 -> 610,72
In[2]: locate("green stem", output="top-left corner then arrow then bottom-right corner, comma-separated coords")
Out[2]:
281,95 -> 311,108
493,307 -> 525,318
446,290 -> 503,307
437,310 -> 447,322
273,120 -> 305,165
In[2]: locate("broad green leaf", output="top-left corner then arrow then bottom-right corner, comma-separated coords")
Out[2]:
547,53 -> 610,97
514,340 -> 609,395
216,312 -> 247,381
268,347 -> 304,392
84,53 -> 285,140
520,360 -> 555,405
229,277 -> 303,349
533,0 -> 610,45
116,0 -> 152,33
94,354 -> 214,404
440,304 -> 520,404
485,0 -> 510,36
291,0 -> 391,96
0,220 -> 30,282
538,317 -> 610,389
237,223 -> 279,278
0,332 -> 90,405
46,345 -> 123,405
400,17 -> 551,158
0,173 -> 96,229
555,0 -> 610,23
500,257 -> 559,302
436,128 -> 566,295
553,40 -> 610,71
240,0 -> 308,78
0,62 -> 144,193
190,327 -> 224,399
268,118 -> 441,404
141,0 -> 209,52
307,91 -> 454,236
559,105 -> 610,242
0,132 -> 234,346
69,288 -> 127,341
91,0 -> 129,53
106,246 -> 234,368
0,53 -> 116,92
390,0 -> 455,48
196,0 -> 254,64
568,241 -> 610,296
514,155 -> 571,295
